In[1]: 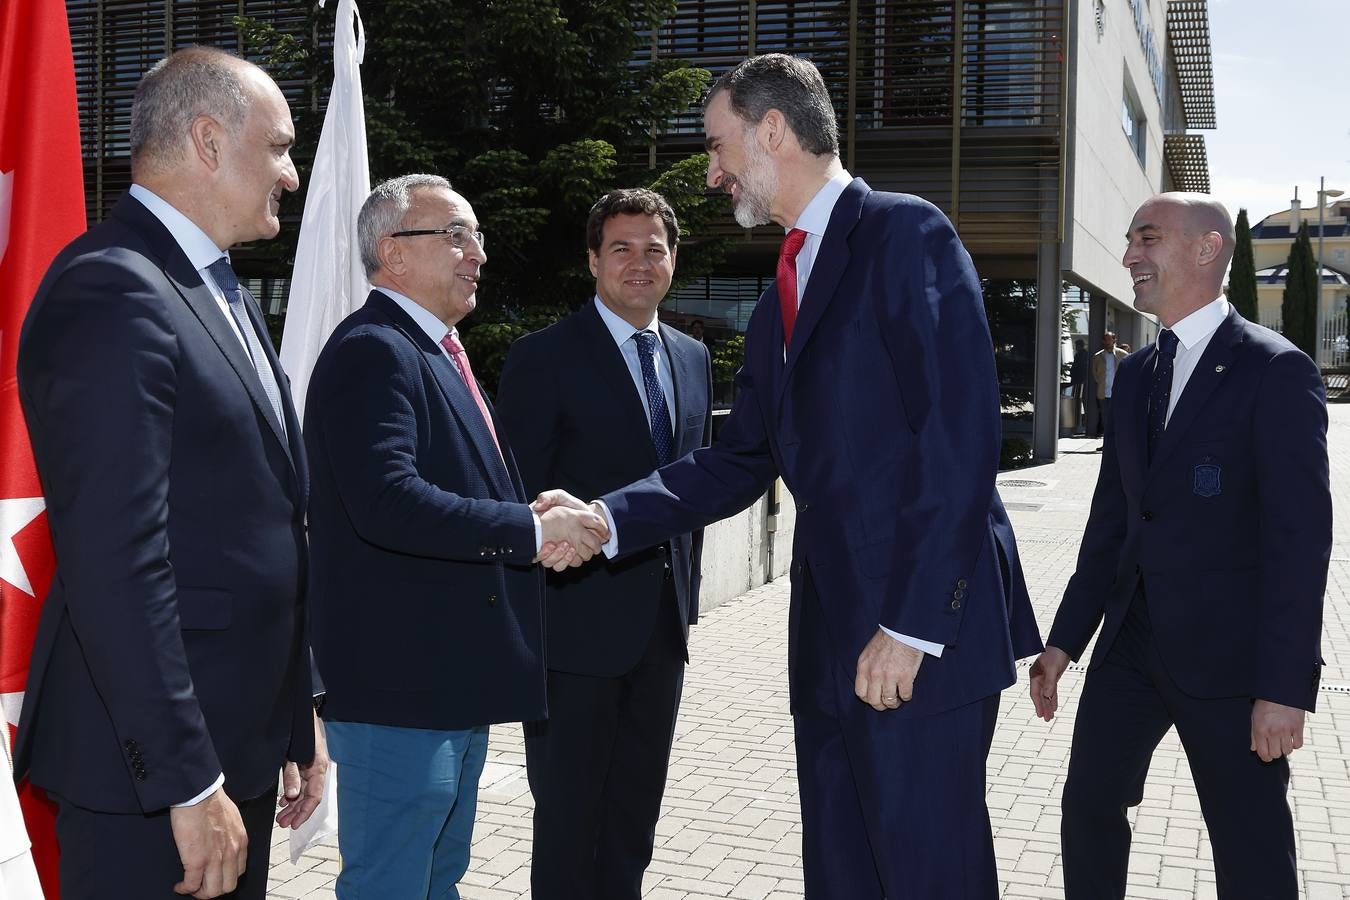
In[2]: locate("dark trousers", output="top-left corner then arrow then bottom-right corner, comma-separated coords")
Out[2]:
1096,396 -> 1112,438
526,579 -> 686,900
54,782 -> 277,900
1062,594 -> 1297,899
793,569 -> 1000,900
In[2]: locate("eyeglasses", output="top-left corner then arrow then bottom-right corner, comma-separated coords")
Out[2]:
389,225 -> 486,250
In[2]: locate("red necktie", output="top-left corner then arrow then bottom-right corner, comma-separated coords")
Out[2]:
777,228 -> 808,346
440,332 -> 502,457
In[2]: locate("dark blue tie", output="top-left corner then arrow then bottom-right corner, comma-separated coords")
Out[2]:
633,331 -> 674,465
207,257 -> 288,436
1146,329 -> 1179,462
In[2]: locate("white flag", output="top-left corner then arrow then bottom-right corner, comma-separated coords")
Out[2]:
279,0 -> 371,423
0,735 -> 44,900
283,0 -> 368,864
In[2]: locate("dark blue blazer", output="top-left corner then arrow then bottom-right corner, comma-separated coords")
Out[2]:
16,192 -> 314,813
495,301 -> 712,676
602,179 -> 1043,717
304,290 -> 547,730
1048,310 -> 1329,711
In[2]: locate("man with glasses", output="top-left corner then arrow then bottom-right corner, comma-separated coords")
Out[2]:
303,174 -> 608,897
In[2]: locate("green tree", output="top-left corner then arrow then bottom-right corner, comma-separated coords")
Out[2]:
239,1 -> 730,383
1228,208 -> 1259,321
1281,222 -> 1318,357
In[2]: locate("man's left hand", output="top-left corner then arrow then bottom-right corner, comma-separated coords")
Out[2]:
855,628 -> 924,711
1251,699 -> 1306,763
276,712 -> 330,829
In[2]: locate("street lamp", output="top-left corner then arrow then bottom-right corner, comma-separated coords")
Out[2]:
1316,176 -> 1344,367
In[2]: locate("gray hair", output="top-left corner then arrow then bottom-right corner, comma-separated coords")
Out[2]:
708,54 -> 840,158
358,174 -> 453,276
130,46 -> 253,172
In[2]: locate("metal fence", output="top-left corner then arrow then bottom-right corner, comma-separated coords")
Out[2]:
1259,309 -> 1349,368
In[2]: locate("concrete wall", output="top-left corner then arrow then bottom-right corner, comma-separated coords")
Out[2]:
1064,0 -> 1170,306
696,479 -> 796,615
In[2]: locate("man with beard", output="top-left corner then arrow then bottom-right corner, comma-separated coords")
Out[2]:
542,54 -> 1043,898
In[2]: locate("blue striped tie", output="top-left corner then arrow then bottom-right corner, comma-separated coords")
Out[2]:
207,257 -> 288,436
633,331 -> 674,465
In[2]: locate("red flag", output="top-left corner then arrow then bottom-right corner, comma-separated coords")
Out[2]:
0,0 -> 87,894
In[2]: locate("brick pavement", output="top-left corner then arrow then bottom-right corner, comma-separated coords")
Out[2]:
270,405 -> 1350,899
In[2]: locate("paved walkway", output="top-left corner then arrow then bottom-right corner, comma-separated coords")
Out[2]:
269,405 -> 1350,899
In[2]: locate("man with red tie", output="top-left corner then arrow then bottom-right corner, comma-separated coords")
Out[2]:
302,174 -> 607,897
567,54 -> 1044,897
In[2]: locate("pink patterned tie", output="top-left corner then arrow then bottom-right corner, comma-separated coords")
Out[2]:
440,332 -> 502,457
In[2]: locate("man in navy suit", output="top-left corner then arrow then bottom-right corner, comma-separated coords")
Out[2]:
1029,193 -> 1329,898
496,189 -> 712,899
304,174 -> 607,898
16,48 -> 326,899
540,55 -> 1043,897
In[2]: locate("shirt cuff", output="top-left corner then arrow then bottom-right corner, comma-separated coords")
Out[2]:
595,500 -> 619,558
532,512 -> 543,555
172,772 -> 225,808
880,625 -> 945,658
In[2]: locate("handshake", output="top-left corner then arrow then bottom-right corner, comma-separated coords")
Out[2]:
530,489 -> 611,572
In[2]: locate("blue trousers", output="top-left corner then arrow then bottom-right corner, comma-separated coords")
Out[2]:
325,720 -> 490,899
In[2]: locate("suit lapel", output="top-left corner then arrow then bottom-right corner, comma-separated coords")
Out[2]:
580,302 -> 664,467
114,195 -> 296,469
1147,311 -> 1243,478
370,293 -> 518,501
659,323 -> 701,456
778,178 -> 867,406
1113,350 -> 1149,488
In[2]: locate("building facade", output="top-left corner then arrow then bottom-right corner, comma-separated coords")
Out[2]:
65,0 -> 1217,459
655,0 -> 1216,458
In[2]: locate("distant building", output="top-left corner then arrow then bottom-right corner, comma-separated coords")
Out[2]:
1247,196 -> 1350,366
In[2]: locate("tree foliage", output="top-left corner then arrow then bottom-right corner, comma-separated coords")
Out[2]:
1228,208 -> 1259,322
238,0 -> 731,384
1281,222 -> 1318,357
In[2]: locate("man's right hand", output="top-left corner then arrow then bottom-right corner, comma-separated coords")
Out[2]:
1029,646 -> 1071,721
170,787 -> 248,898
536,503 -> 609,572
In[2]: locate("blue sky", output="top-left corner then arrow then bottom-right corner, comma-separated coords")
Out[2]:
1207,0 -> 1350,225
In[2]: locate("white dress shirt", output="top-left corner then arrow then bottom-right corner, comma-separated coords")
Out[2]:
377,287 -> 543,553
1160,296 -> 1230,425
789,173 -> 945,659
1104,351 -> 1119,397
128,184 -> 250,357
592,296 -> 677,433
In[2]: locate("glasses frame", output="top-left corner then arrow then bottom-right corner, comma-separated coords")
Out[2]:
388,226 -> 486,249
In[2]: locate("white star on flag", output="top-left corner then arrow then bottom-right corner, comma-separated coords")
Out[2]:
0,692 -> 22,731
0,498 -> 46,597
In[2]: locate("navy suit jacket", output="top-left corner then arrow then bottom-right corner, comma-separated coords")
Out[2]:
15,192 -> 314,813
304,291 -> 547,730
602,179 -> 1043,717
1048,310 -> 1329,711
495,301 -> 712,676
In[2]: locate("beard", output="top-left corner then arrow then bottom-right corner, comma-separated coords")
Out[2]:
729,133 -> 777,228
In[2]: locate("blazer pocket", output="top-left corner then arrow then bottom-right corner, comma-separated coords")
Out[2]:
176,588 -> 233,630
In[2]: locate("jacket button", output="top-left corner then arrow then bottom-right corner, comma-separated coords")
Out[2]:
1140,511 -> 1153,521
951,598 -> 962,610
798,502 -> 809,512
953,589 -> 967,601
956,578 -> 968,590
487,595 -> 497,607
